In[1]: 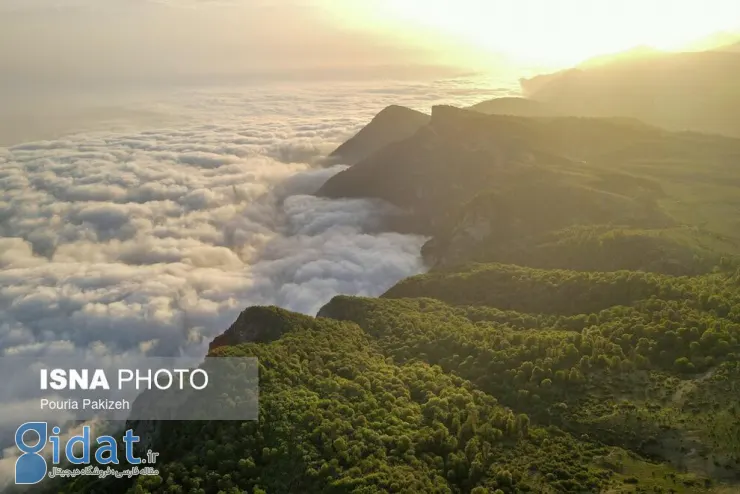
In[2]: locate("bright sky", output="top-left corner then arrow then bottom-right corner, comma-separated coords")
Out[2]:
334,0 -> 740,67
1,0 -> 739,89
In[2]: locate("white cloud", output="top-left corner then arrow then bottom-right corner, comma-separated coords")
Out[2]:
0,77 -> 520,488
0,78 -> 519,363
0,146 -> 425,358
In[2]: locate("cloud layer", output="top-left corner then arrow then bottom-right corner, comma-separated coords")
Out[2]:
0,77 -> 519,357
0,77 -> 517,487
0,133 -> 424,362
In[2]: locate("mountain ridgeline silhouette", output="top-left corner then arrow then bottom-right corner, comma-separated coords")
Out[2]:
319,102 -> 740,273
328,105 -> 429,165
520,48 -> 740,137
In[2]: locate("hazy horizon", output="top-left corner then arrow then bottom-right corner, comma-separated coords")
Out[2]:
2,0 -> 739,146
3,0 -> 739,82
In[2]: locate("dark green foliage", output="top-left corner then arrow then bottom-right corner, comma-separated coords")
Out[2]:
45,313 -> 628,494
46,103 -> 740,494
426,223 -> 739,275
383,262 -> 740,318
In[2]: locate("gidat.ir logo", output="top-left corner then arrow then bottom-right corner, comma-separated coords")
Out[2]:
14,422 -> 148,484
14,423 -> 48,484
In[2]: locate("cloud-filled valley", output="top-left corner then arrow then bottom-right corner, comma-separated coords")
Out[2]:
0,122 -> 423,362
0,77 -> 514,363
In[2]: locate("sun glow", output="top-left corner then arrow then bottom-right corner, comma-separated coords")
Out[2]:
352,0 -> 740,68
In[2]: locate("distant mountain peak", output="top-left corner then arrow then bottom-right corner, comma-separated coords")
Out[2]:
520,47 -> 740,137
683,30 -> 740,52
468,97 -> 561,118
429,104 -> 462,121
578,45 -> 665,69
375,104 -> 422,117
208,305 -> 313,351
327,105 -> 429,166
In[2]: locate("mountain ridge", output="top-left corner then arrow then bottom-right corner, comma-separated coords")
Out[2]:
43,89 -> 740,494
468,97 -> 562,117
520,49 -> 740,137
327,104 -> 429,165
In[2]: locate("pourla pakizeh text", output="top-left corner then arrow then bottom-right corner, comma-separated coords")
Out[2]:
40,398 -> 131,411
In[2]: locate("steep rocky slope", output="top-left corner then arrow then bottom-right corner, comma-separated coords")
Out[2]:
320,105 -> 740,271
328,105 -> 429,165
320,106 -> 666,233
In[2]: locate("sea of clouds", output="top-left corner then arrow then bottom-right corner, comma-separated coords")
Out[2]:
0,76 -> 514,486
0,77 -> 514,360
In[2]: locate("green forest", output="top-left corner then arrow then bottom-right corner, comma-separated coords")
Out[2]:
41,102 -> 740,493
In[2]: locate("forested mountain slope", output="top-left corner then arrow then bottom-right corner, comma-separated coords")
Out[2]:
44,102 -> 740,494
320,105 -> 740,272
46,266 -> 740,492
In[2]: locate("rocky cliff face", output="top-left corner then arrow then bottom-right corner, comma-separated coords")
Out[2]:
318,106 -> 556,235
319,104 -> 740,271
422,208 -> 493,266
421,177 -> 674,269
